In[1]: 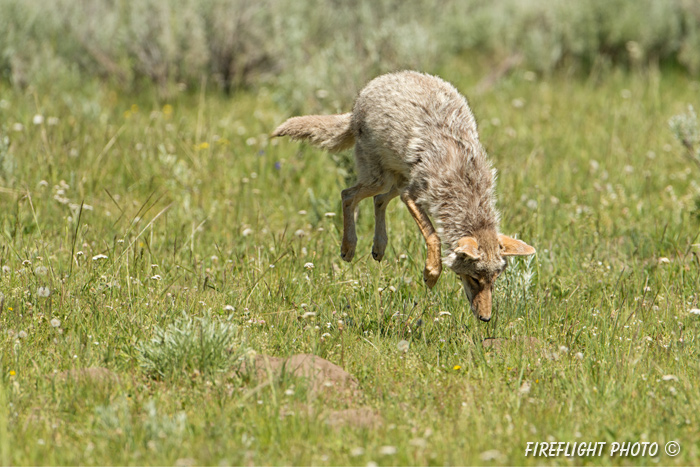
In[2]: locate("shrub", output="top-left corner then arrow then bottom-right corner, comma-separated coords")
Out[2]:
135,312 -> 249,380
669,105 -> 700,170
1,0 -> 700,101
669,105 -> 700,220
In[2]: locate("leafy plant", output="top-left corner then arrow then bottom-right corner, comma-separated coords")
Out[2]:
136,312 -> 249,380
0,127 -> 15,183
669,105 -> 700,170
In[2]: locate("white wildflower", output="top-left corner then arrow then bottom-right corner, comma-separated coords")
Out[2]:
151,275 -> 162,281
18,330 -> 27,339
519,381 -> 531,395
324,212 -> 336,218
379,446 -> 397,456
409,438 -> 428,448
241,228 -> 253,237
35,266 -> 48,276
32,114 -> 44,125
689,308 -> 700,315
304,262 -> 314,270
50,318 -> 61,328
224,305 -> 235,312
92,254 -> 108,261
575,352 -> 584,360
480,450 -> 502,461
37,286 -> 51,298
661,375 -> 678,382
397,340 -> 410,352
295,229 -> 306,238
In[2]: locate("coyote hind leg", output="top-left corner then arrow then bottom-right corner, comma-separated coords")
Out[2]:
372,186 -> 400,262
340,182 -> 389,262
400,191 -> 442,288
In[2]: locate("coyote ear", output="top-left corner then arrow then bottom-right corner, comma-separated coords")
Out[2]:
498,234 -> 536,256
454,237 -> 481,260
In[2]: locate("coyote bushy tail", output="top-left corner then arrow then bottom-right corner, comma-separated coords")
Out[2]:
271,113 -> 354,153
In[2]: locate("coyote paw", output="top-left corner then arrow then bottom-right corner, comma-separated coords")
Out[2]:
371,243 -> 386,262
340,242 -> 356,262
423,262 -> 442,289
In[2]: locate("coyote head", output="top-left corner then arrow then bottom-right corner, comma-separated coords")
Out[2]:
444,231 -> 535,322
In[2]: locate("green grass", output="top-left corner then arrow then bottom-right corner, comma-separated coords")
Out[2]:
1,63 -> 699,465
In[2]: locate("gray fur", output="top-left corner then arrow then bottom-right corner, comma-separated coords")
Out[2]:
273,71 -> 535,322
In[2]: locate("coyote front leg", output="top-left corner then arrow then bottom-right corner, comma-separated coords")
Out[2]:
372,186 -> 400,262
401,191 -> 442,288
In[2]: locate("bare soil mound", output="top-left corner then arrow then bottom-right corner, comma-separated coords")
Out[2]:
244,353 -> 360,398
52,367 -> 120,385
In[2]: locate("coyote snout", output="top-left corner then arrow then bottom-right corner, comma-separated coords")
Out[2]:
273,71 -> 535,321
446,233 -> 535,321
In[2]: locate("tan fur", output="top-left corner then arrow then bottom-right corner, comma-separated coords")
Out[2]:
272,71 -> 535,322
271,114 -> 355,153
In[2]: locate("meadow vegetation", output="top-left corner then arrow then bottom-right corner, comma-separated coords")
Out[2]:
1,1 -> 700,465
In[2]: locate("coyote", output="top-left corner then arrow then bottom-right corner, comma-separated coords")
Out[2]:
273,71 -> 535,321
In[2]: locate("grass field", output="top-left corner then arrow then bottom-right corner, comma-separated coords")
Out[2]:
1,60 -> 699,465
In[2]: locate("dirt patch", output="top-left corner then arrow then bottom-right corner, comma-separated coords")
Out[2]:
325,407 -> 382,429
52,367 -> 120,385
242,353 -> 382,425
483,336 -> 540,352
243,353 -> 360,399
